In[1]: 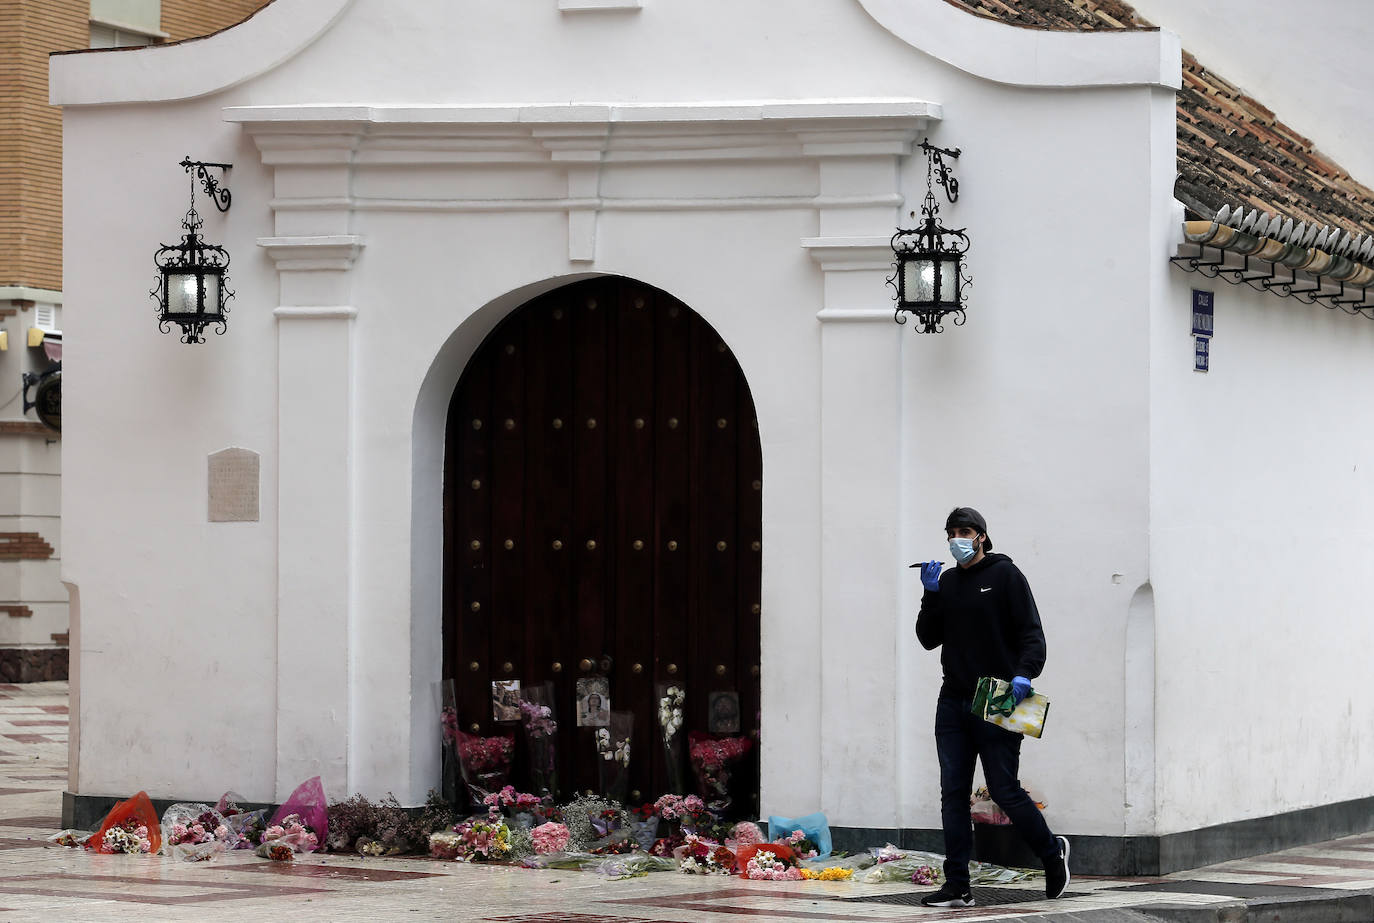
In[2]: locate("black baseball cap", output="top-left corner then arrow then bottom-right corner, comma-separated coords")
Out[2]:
908,506 -> 993,568
944,506 -> 991,550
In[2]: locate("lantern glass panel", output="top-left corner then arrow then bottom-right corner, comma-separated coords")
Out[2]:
935,255 -> 959,305
904,258 -> 936,304
167,272 -> 201,315
201,273 -> 221,315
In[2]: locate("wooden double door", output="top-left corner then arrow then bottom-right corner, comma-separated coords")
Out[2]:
444,277 -> 762,803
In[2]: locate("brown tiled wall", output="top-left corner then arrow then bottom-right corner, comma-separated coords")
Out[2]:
159,0 -> 273,44
3,1 -> 273,293
0,1 -> 87,292
0,533 -> 54,561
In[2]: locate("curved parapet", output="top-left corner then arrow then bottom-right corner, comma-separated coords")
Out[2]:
855,0 -> 1181,89
51,0 -> 354,106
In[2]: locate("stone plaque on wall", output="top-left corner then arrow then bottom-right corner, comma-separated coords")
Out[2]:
208,447 -> 260,522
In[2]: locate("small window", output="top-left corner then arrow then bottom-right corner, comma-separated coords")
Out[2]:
34,305 -> 56,332
89,22 -> 156,49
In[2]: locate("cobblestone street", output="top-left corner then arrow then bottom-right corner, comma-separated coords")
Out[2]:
4,683 -> 1374,921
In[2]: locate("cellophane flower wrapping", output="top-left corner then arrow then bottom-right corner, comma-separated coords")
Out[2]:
676,834 -> 737,875
595,711 -> 633,804
87,791 -> 161,855
520,682 -> 559,798
858,844 -> 1032,885
688,731 -> 752,812
447,818 -> 512,861
49,830 -> 92,849
458,730 -> 515,806
970,784 -> 1045,825
214,791 -> 266,848
258,813 -> 320,854
767,811 -> 831,858
656,683 -> 687,795
269,776 -> 327,852
161,803 -> 236,861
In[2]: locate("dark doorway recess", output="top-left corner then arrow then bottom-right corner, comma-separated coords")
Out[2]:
443,276 -> 762,808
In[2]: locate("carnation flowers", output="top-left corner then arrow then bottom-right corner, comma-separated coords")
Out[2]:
101,820 -> 153,854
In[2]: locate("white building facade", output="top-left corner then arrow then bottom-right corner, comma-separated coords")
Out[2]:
52,0 -> 1374,874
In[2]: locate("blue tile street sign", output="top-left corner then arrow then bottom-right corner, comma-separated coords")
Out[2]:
1192,289 -> 1214,337
1194,335 -> 1209,372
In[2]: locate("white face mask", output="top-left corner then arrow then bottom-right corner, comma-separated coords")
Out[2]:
949,536 -> 978,564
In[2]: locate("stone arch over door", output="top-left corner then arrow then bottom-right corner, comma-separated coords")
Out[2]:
443,276 -> 762,807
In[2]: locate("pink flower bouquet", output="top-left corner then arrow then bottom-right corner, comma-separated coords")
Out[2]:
531,821 -> 570,854
161,803 -> 236,861
268,777 -> 328,853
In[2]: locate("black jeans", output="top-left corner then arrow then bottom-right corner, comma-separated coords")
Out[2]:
935,695 -> 1058,889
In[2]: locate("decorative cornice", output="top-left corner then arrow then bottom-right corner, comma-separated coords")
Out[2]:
257,236 -> 365,272
560,0 -> 641,9
273,306 -> 359,320
225,99 -> 942,166
802,236 -> 895,272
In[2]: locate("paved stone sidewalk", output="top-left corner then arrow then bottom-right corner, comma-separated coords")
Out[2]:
2,682 -> 1372,922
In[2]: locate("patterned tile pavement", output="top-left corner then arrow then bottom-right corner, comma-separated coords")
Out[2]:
1,682 -> 1373,921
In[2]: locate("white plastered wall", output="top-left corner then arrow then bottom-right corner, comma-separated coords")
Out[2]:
55,0 -> 1196,842
1151,205 -> 1374,833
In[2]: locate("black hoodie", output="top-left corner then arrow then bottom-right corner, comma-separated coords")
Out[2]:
915,552 -> 1047,700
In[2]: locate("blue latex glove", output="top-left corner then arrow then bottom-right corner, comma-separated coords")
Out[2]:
920,560 -> 943,592
1011,676 -> 1033,705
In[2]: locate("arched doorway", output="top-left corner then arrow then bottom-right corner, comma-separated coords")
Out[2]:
443,276 -> 762,810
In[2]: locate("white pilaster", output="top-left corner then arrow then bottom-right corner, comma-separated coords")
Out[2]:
260,236 -> 364,799
806,236 -> 905,826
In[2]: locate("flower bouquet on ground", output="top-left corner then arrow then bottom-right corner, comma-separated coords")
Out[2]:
482,785 -> 553,829
531,821 -> 570,854
688,731 -> 752,813
520,682 -> 559,799
49,830 -> 92,849
630,803 -> 660,850
214,791 -> 266,849
657,683 -> 687,795
432,818 -> 511,862
653,794 -> 710,832
859,843 -> 1032,885
970,784 -> 1046,825
677,833 -> 737,875
265,776 -> 328,853
595,711 -> 633,804
736,842 -> 802,881
161,803 -> 236,862
253,813 -> 320,858
775,829 -> 819,860
87,792 -> 161,855
767,811 -> 832,858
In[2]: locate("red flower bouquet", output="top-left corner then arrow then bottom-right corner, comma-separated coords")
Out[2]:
688,732 -> 752,811
87,792 -> 162,855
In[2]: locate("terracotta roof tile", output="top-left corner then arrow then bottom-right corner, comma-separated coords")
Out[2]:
939,0 -> 1374,238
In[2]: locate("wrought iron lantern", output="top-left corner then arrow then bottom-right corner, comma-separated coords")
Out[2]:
152,158 -> 233,344
889,140 -> 971,333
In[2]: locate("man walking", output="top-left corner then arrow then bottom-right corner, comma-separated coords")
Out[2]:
913,507 -> 1069,908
